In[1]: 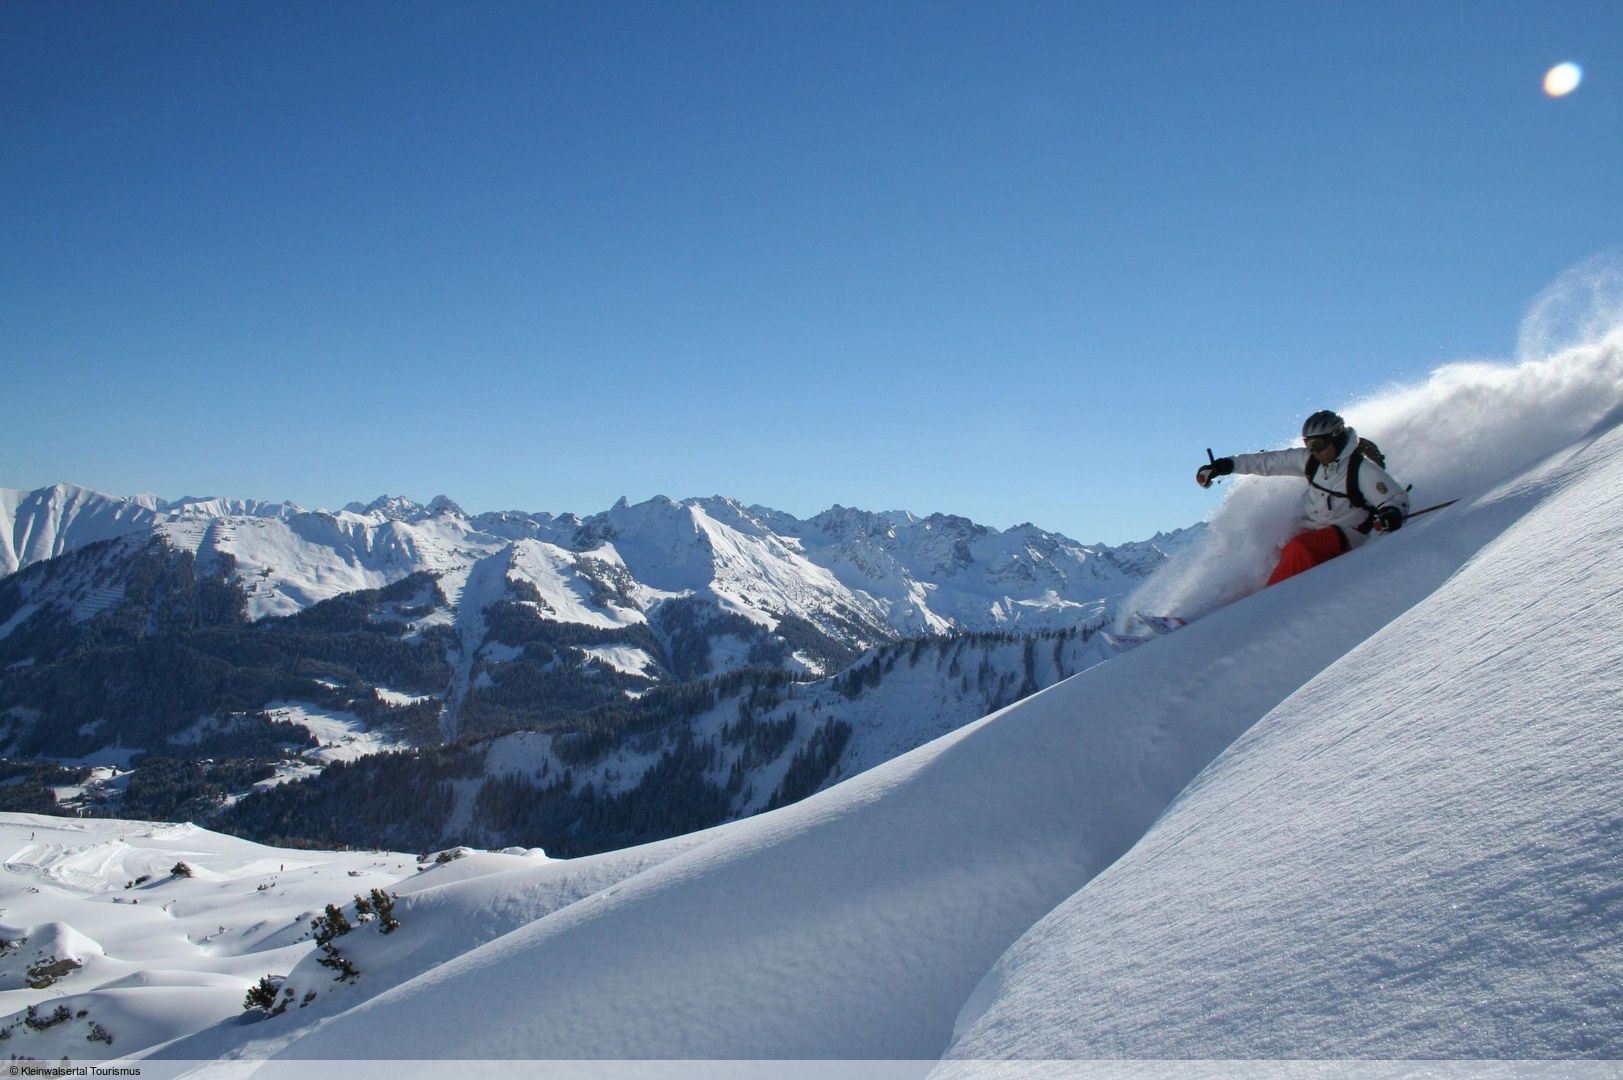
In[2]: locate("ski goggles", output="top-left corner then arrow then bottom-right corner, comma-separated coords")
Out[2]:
1304,436 -> 1336,452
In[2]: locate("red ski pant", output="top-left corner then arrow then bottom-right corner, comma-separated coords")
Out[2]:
1266,526 -> 1349,586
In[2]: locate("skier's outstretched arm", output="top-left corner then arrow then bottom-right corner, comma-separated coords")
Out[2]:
1196,448 -> 1308,488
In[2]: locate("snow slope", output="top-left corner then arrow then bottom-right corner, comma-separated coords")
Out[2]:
0,484 -> 162,577
0,815 -> 420,1060
948,378 -> 1623,1060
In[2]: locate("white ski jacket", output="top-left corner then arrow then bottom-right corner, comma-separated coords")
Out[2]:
1230,427 -> 1410,548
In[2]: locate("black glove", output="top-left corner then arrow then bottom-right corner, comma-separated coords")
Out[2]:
1371,505 -> 1404,532
1196,457 -> 1234,488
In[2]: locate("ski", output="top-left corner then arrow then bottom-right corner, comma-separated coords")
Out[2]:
1101,630 -> 1152,651
1136,613 -> 1188,636
1103,613 -> 1189,653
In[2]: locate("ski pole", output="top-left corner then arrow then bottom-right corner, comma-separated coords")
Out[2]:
1205,448 -> 1220,486
1403,498 -> 1459,521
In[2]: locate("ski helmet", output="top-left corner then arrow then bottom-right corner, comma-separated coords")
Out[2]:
1301,410 -> 1346,440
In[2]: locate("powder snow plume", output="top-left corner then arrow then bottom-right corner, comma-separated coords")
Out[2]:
1130,254 -> 1623,622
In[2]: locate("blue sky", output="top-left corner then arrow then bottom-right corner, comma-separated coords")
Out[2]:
3,1 -> 1619,545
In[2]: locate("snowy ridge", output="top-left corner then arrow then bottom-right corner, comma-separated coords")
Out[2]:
7,489 -> 1138,780
762,504 -> 1146,634
0,484 -> 162,578
156,508 -> 502,621
0,485 -> 303,578
503,539 -> 651,630
588,495 -> 884,637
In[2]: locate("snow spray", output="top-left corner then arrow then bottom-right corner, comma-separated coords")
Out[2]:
1126,253 -> 1623,624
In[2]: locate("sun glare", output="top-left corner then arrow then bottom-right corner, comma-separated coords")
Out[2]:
1543,61 -> 1583,97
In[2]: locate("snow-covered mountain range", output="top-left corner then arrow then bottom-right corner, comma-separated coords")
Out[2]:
0,486 -> 1191,708
0,487 -> 1196,747
2,484 -> 1193,638
0,486 -> 1189,857
1,329 -> 1620,1066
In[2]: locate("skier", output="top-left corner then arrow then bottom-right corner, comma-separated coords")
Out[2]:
1196,410 -> 1410,585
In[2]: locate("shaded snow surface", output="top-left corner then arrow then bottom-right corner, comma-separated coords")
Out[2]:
947,379 -> 1623,1061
